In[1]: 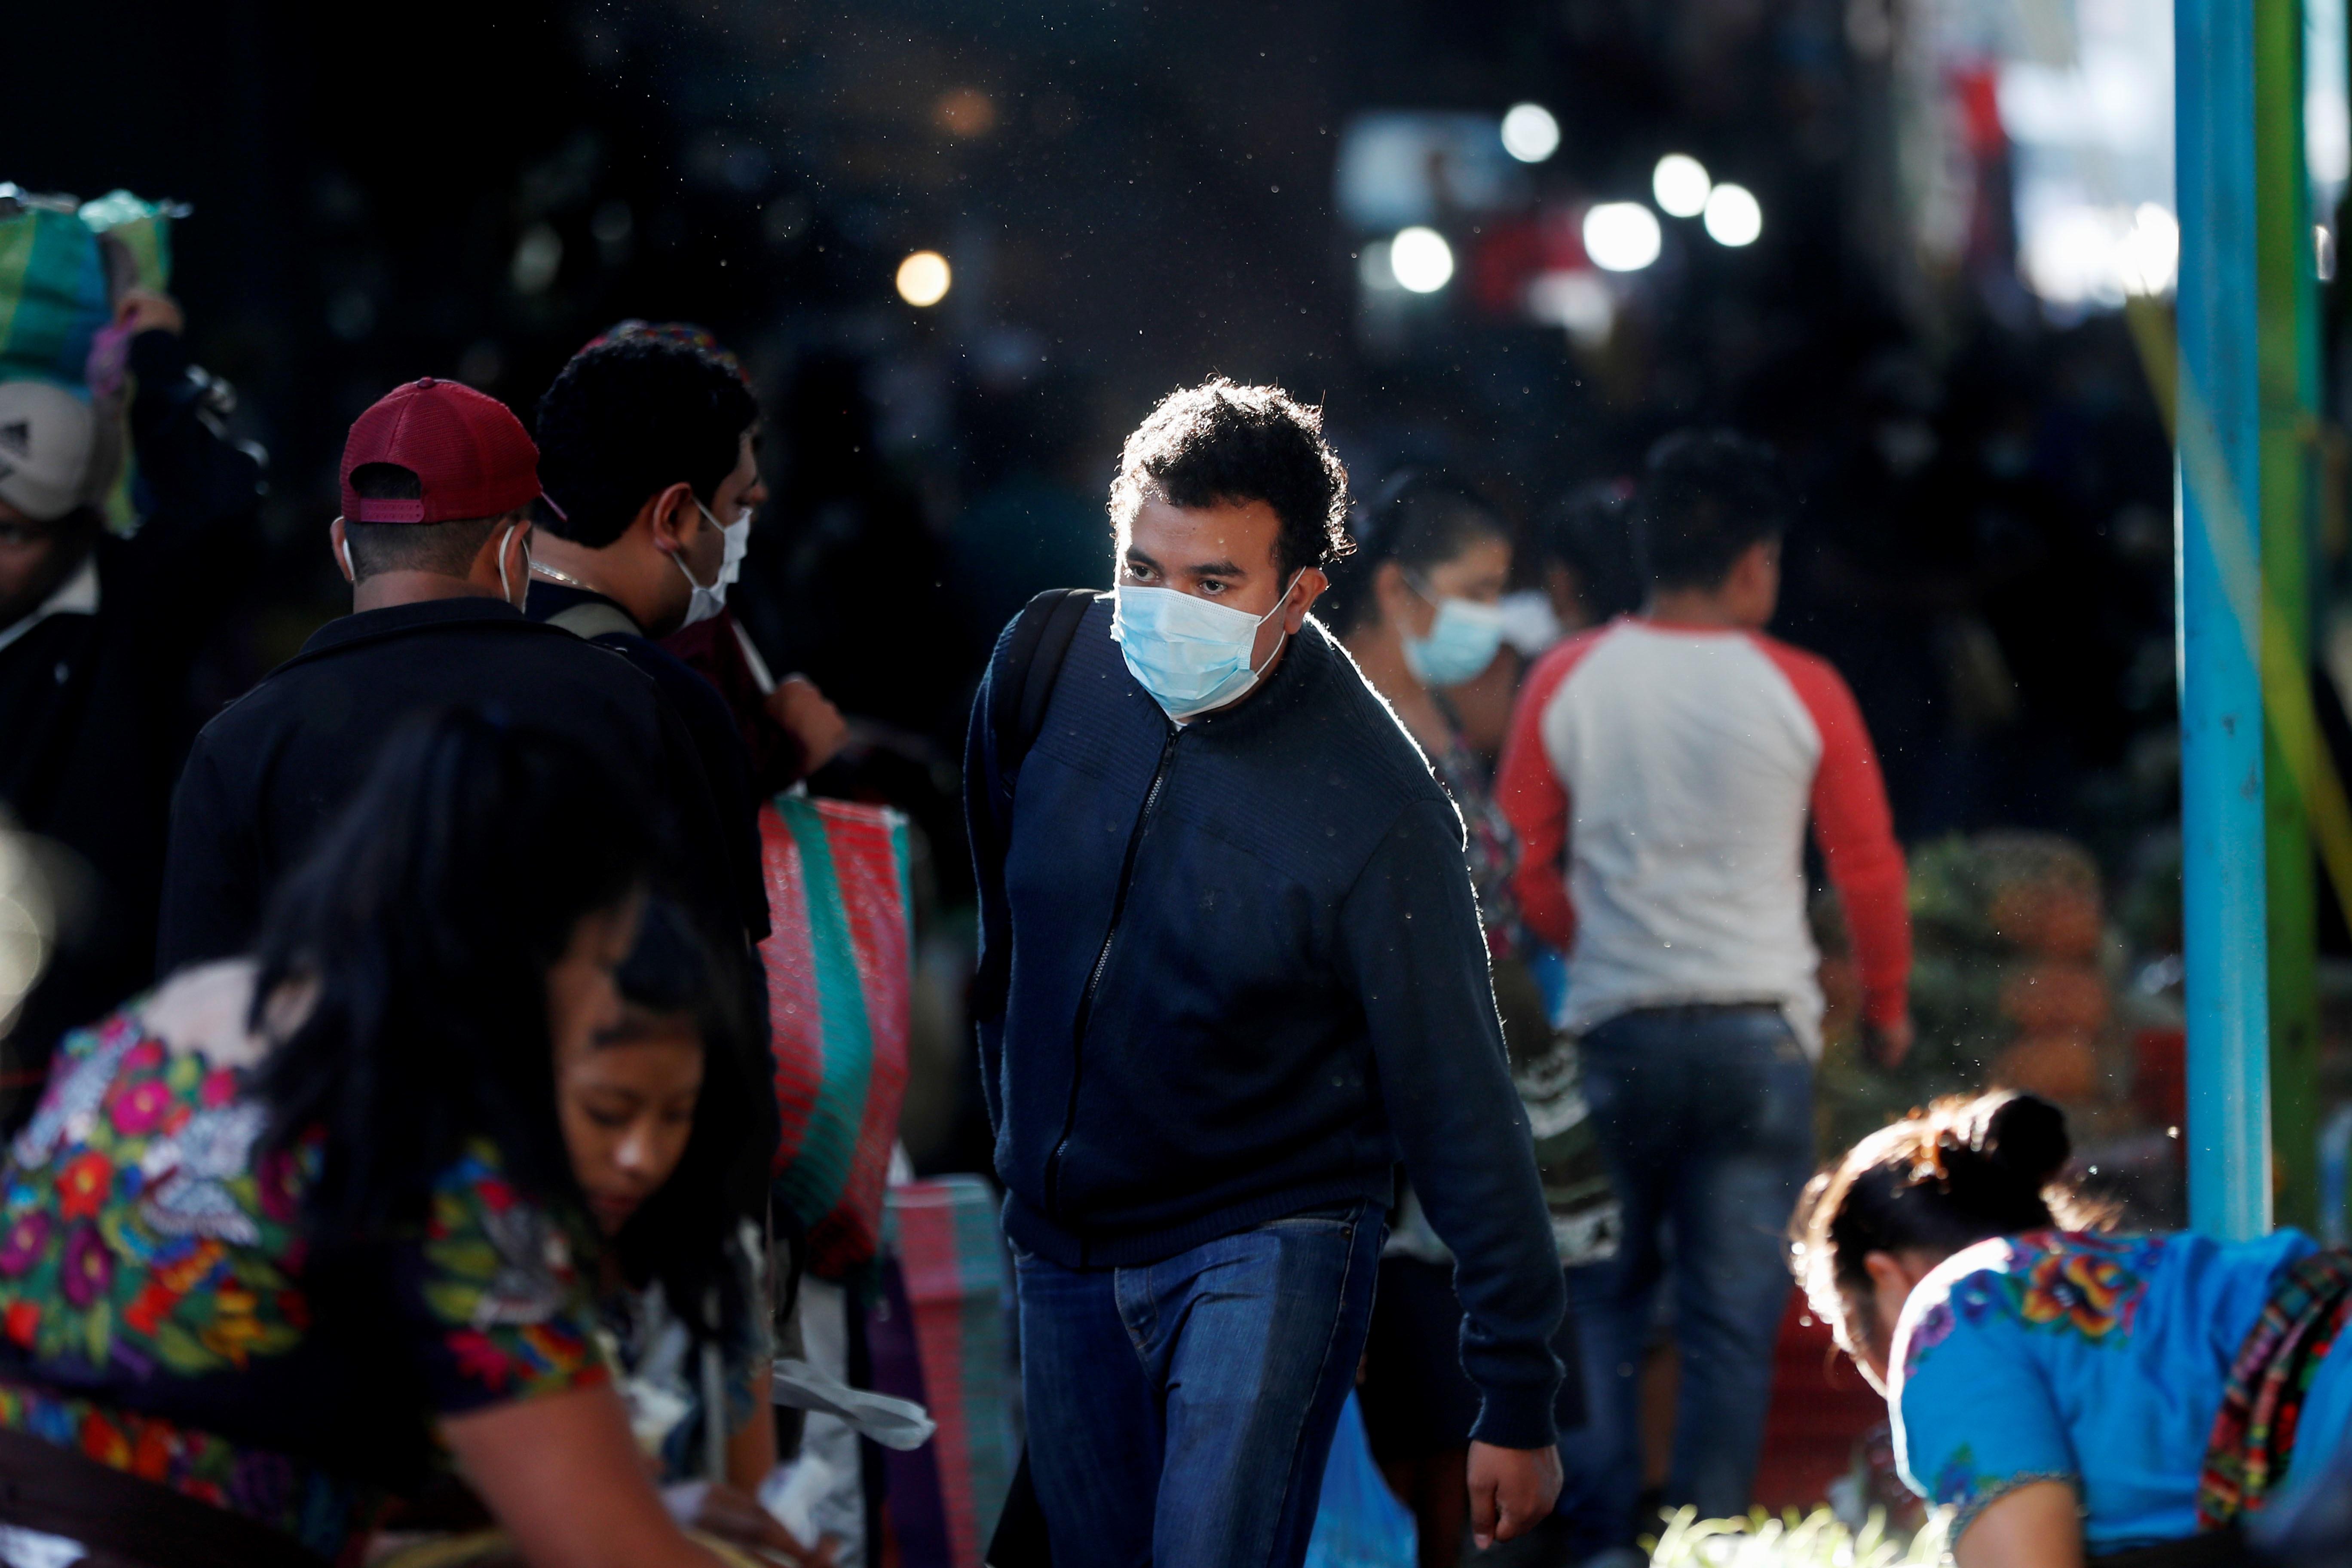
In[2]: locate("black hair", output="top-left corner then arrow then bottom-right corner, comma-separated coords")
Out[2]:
1633,428 -> 1792,592
1538,481 -> 1644,625
249,708 -> 652,1238
533,337 -> 761,549
1111,377 -> 1352,577
1793,1091 -> 2099,1364
597,897 -> 764,1358
1322,468 -> 1509,636
345,463 -> 513,578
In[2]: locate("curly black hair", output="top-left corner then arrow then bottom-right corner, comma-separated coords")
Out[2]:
1110,377 -> 1353,576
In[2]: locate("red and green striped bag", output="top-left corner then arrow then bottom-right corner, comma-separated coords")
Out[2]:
757,794 -> 913,1279
888,1176 -> 1018,1568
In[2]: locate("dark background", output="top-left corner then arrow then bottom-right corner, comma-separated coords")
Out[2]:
4,0 -> 2201,1160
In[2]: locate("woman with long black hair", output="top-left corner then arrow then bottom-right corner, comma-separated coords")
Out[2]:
0,709 -> 811,1568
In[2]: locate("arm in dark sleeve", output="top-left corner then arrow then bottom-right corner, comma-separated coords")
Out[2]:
124,331 -> 264,562
1344,799 -> 1566,1448
155,733 -> 260,973
962,636 -> 1014,1139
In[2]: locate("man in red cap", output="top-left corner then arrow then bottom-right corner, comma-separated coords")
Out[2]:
156,377 -> 746,970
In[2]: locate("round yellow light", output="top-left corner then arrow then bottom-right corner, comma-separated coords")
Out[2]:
896,251 -> 952,308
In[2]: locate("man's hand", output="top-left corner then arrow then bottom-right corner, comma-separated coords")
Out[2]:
114,288 -> 184,337
1861,1013 -> 1915,1070
765,675 -> 848,774
1467,1441 -> 1561,1550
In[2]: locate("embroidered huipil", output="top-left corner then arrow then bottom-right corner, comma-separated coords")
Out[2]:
0,1001 -> 609,1561
1890,1229 -> 2352,1551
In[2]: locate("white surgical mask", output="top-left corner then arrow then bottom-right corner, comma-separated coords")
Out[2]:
1401,582 -> 1506,687
672,499 -> 752,628
1113,573 -> 1301,721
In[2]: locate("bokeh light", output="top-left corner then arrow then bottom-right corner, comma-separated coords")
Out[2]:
2120,203 -> 2181,295
1583,203 -> 1663,272
895,251 -> 952,307
1500,104 -> 1561,163
933,88 -> 997,138
1703,183 -> 1764,247
1390,227 -> 1456,292
0,827 -> 51,1042
1652,154 -> 1712,218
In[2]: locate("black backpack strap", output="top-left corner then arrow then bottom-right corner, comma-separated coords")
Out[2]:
967,589 -> 1094,1044
990,588 -> 1096,780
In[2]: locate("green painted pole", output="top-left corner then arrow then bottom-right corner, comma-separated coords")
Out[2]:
2258,0 -> 2321,1231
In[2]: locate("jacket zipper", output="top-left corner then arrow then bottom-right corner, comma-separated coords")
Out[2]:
1044,726 -> 1180,1228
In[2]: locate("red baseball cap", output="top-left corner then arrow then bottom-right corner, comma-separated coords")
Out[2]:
338,377 -> 554,524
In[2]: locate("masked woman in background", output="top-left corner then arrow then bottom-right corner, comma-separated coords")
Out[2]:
0,710 -> 816,1568
1327,471 -> 1610,1566
1797,1090 -> 2352,1568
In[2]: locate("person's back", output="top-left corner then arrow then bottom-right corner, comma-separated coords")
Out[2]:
161,602 -> 690,965
1519,617 -> 1886,1048
1892,1226 -> 2343,1549
1498,429 -> 1911,1553
1799,1092 -> 2352,1566
157,378 -> 731,971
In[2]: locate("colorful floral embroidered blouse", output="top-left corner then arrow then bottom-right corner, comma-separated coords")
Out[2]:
0,995 -> 611,1561
1890,1228 -> 2352,1551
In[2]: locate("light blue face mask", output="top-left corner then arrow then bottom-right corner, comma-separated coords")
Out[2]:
1402,585 -> 1507,686
1113,573 -> 1302,720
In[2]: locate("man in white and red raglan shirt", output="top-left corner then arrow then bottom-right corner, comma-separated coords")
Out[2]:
1497,429 -> 1911,1556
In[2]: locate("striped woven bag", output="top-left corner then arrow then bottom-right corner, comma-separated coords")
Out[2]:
757,794 -> 913,1279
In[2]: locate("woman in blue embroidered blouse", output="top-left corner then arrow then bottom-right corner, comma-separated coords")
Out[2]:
1792,1092 -> 2352,1567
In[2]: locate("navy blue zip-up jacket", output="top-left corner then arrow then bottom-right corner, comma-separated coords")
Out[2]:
966,594 -> 1566,1447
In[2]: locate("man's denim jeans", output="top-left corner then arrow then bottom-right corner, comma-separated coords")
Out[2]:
1015,1204 -> 1384,1568
1555,1005 -> 1813,1547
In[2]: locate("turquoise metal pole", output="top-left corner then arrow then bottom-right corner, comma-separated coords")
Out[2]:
2178,0 -> 2276,1239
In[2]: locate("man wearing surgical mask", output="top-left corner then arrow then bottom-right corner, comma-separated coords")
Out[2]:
966,380 -> 1567,1568
522,333 -> 842,951
159,377 -> 743,968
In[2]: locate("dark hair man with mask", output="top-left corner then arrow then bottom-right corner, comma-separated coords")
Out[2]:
965,379 -> 1566,1568
157,377 -> 739,969
0,289 -> 263,1102
524,333 -> 844,943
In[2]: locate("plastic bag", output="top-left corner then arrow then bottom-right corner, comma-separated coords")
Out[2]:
1304,1390 -> 1417,1568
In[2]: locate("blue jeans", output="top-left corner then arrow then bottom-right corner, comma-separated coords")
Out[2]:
1553,1005 -> 1813,1548
1015,1203 -> 1385,1568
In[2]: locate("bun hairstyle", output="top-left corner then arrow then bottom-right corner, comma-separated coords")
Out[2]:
1792,1091 -> 2093,1359
1321,467 -> 1509,636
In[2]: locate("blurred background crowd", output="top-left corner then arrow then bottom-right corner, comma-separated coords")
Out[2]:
3,0 -> 2343,1556
4,0 -> 2227,1176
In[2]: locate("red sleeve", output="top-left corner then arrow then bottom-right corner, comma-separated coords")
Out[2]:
1497,632 -> 1603,953
1757,638 -> 1911,1026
